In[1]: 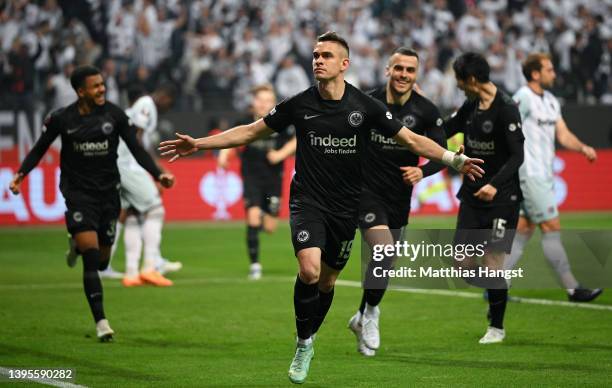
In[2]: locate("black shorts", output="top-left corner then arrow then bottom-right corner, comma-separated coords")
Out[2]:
453,202 -> 520,254
289,200 -> 357,270
243,173 -> 282,216
358,190 -> 409,230
63,189 -> 120,246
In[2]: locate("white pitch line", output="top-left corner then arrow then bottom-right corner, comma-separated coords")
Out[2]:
0,367 -> 88,388
2,276 -> 611,312
334,279 -> 612,312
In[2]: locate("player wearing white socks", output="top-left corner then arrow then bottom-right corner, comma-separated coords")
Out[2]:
111,84 -> 182,287
507,53 -> 602,302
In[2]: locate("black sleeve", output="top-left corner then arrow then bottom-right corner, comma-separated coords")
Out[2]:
117,110 -> 162,180
443,102 -> 470,137
420,107 -> 447,177
489,106 -> 525,188
367,97 -> 403,137
18,114 -> 61,176
263,97 -> 294,132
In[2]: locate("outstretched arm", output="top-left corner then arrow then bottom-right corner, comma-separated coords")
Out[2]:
556,118 -> 597,162
393,126 -> 484,181
10,118 -> 60,194
159,118 -> 274,162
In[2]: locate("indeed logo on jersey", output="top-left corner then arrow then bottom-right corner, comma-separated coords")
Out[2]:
370,130 -> 404,150
308,131 -> 357,155
73,139 -> 110,155
466,136 -> 495,154
371,131 -> 397,145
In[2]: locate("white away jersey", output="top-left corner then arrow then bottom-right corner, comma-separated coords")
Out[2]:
118,95 -> 158,171
513,85 -> 561,178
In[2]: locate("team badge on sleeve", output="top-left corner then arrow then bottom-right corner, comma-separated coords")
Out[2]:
296,230 -> 310,243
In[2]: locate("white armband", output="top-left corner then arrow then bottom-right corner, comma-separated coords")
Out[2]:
442,150 -> 468,171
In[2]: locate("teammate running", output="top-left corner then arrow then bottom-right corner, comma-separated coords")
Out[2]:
218,84 -> 296,280
9,65 -> 174,341
348,47 -> 447,356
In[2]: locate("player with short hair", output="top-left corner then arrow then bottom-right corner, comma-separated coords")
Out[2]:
9,65 -> 174,341
218,84 -> 296,280
444,52 -> 525,344
159,32 -> 483,384
348,47 -> 447,356
505,53 -> 601,302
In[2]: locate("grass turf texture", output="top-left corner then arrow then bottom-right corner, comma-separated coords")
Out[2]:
1,212 -> 611,387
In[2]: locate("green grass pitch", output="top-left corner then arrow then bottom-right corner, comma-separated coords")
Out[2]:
1,212 -> 611,387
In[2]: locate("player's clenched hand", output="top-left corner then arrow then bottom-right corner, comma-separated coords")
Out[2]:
400,166 -> 423,185
158,172 -> 175,188
159,133 -> 198,162
454,146 -> 485,181
581,145 -> 597,162
9,173 -> 24,195
473,184 -> 497,202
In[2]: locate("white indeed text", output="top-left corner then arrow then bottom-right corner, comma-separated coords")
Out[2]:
308,132 -> 357,154
370,131 -> 397,145
73,140 -> 109,155
466,136 -> 495,154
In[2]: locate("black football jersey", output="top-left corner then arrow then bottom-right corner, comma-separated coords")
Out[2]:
234,115 -> 294,179
444,88 -> 524,207
263,82 -> 403,218
18,102 -> 161,193
363,87 -> 446,204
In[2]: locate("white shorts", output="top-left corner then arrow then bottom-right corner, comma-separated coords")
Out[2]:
519,176 -> 558,224
119,165 -> 162,213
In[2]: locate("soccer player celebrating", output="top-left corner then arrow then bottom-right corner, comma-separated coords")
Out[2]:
159,32 -> 483,384
444,52 -> 524,344
348,47 -> 447,356
217,84 -> 296,280
505,53 -> 601,302
9,65 -> 174,341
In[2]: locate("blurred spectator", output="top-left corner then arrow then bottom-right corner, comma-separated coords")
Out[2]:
46,62 -> 76,111
275,55 -> 310,100
0,0 -> 610,113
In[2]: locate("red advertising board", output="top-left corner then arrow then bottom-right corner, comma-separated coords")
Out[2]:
1,150 -> 611,225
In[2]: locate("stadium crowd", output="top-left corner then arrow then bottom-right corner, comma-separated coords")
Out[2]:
0,0 -> 611,114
